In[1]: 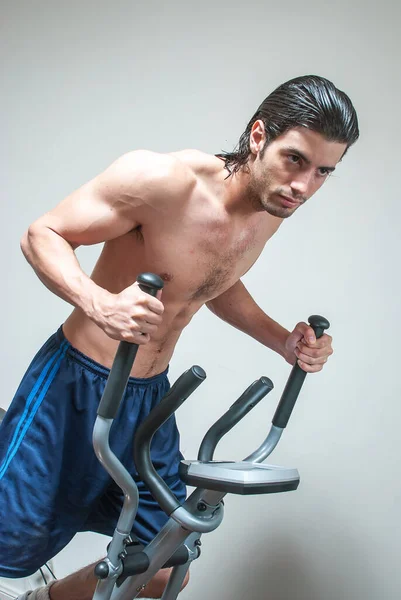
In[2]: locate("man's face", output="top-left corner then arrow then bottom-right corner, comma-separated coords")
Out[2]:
248,125 -> 347,218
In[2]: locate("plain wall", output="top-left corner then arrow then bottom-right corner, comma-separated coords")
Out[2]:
1,1 -> 401,598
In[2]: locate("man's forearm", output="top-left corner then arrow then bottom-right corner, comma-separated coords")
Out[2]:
206,280 -> 290,358
21,223 -> 108,319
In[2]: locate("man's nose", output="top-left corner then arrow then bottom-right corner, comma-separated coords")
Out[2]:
290,173 -> 312,198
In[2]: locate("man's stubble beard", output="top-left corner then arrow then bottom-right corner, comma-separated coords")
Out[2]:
246,170 -> 299,219
262,198 -> 297,219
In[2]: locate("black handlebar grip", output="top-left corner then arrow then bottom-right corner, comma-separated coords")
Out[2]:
137,272 -> 164,297
272,315 -> 330,429
134,366 -> 206,516
97,273 -> 164,419
198,376 -> 274,462
308,315 -> 330,340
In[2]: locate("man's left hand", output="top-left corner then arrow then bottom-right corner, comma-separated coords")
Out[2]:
284,322 -> 333,373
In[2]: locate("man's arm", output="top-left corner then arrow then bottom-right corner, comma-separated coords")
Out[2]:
206,280 -> 289,357
206,280 -> 333,373
20,150 -> 194,342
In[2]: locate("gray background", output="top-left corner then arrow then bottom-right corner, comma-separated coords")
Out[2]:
1,0 -> 400,599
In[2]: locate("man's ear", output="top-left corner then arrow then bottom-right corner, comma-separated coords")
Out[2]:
249,120 -> 266,155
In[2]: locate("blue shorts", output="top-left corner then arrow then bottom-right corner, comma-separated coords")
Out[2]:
0,326 -> 186,578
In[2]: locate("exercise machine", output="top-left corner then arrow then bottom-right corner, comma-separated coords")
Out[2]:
91,273 -> 330,600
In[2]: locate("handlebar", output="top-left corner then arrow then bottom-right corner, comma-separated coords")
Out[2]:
198,376 -> 274,462
134,366 -> 206,515
97,273 -> 164,419
272,315 -> 330,429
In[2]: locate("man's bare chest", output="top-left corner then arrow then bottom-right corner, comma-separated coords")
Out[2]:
97,215 -> 268,303
147,217 -> 266,298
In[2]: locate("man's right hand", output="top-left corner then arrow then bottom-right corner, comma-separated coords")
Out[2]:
94,281 -> 164,344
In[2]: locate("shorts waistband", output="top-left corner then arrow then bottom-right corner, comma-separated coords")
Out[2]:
55,325 -> 169,386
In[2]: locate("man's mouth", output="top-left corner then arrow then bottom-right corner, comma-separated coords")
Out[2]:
278,194 -> 301,208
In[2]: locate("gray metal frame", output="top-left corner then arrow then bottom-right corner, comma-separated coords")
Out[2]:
92,412 -> 292,600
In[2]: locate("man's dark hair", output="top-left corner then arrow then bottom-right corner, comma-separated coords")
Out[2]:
218,75 -> 359,175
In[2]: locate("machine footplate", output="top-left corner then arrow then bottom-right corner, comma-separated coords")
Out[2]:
179,460 -> 300,495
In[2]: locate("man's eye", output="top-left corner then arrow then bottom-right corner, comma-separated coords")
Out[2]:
288,154 -> 300,164
318,167 -> 329,176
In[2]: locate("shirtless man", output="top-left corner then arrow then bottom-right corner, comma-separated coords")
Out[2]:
0,75 -> 358,600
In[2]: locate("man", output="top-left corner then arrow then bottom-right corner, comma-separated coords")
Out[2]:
0,75 -> 358,600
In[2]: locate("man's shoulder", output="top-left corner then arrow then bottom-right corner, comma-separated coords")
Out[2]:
105,149 -> 197,201
115,148 -> 218,181
169,149 -> 221,175
113,149 -> 189,178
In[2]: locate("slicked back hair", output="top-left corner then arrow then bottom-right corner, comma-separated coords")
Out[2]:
217,75 -> 359,175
